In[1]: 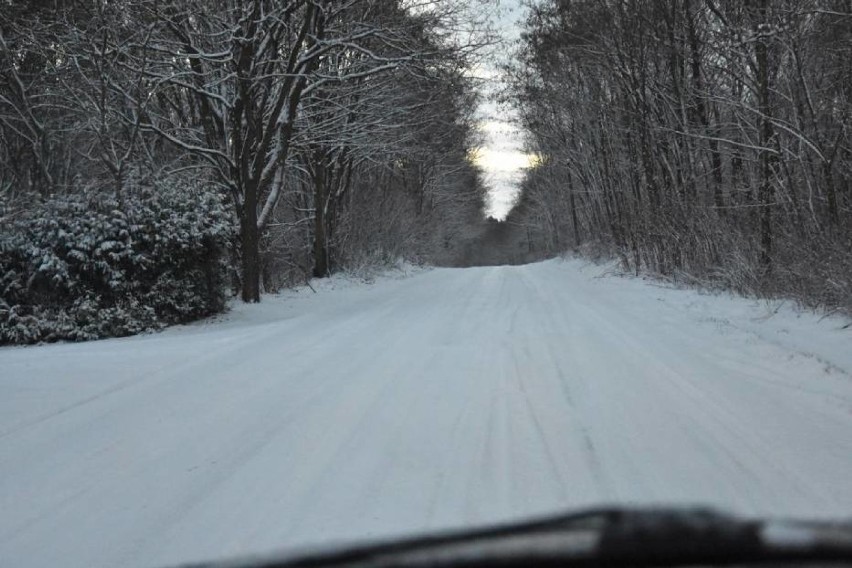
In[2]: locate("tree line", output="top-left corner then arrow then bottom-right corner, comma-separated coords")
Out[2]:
0,0 -> 490,343
504,0 -> 851,311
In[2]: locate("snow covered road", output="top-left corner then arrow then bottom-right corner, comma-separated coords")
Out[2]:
2,259 -> 852,568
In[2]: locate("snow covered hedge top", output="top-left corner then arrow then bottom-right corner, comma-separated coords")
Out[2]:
0,186 -> 232,345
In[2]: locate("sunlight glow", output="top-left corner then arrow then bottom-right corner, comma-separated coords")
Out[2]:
470,148 -> 540,172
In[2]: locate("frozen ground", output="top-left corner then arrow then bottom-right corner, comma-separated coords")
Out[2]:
1,258 -> 851,568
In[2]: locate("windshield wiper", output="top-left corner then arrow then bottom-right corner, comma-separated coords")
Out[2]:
179,507 -> 852,568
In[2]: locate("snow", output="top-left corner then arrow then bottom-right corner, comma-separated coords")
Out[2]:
1,258 -> 851,568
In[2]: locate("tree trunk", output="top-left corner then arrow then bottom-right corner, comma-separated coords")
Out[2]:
313,152 -> 330,278
567,169 -> 582,248
240,184 -> 261,303
684,0 -> 724,207
824,160 -> 838,225
753,0 -> 775,272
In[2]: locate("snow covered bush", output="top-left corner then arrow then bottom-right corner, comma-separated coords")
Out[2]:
0,186 -> 231,344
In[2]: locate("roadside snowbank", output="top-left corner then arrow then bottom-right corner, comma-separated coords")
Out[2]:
568,257 -> 852,375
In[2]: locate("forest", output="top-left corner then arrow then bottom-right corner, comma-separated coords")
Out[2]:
0,0 -> 489,343
500,0 -> 851,313
3,0 -> 851,345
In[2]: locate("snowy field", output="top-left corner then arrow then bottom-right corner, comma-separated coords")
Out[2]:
1,258 -> 851,568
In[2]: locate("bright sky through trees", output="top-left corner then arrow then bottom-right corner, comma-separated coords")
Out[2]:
472,1 -> 528,220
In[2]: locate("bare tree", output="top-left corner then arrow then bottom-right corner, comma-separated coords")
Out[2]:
506,0 -> 852,311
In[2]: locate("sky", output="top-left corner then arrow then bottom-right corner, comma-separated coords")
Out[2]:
470,0 -> 530,220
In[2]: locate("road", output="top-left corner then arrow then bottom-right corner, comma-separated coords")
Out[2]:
2,259 -> 852,568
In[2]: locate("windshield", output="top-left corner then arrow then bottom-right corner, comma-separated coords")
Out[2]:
1,1 -> 851,568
